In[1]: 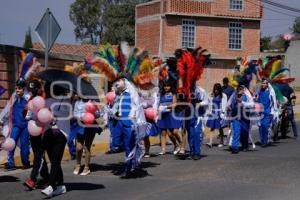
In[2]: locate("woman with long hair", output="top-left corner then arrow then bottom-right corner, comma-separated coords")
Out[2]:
157,81 -> 182,155
206,83 -> 227,148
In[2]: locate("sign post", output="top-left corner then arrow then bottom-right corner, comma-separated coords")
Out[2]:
35,8 -> 61,69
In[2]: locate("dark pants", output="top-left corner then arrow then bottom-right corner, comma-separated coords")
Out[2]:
30,135 -> 49,182
287,106 -> 298,138
43,129 -> 67,187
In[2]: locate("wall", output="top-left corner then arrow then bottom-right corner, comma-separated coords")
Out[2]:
285,40 -> 300,89
161,16 -> 260,58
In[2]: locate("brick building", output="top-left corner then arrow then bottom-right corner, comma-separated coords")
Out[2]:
135,0 -> 263,89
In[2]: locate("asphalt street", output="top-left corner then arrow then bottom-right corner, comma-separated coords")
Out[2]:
0,121 -> 299,200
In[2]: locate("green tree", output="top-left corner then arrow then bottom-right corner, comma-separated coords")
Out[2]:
102,2 -> 135,45
23,27 -> 33,50
260,35 -> 272,51
70,0 -> 151,45
69,0 -> 111,44
271,35 -> 286,50
102,0 -> 151,45
292,16 -> 300,35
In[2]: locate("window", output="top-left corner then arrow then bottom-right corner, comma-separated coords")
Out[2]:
228,22 -> 242,50
229,0 -> 244,10
182,19 -> 196,48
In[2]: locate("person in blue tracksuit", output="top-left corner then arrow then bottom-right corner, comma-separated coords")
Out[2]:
0,79 -> 30,170
185,85 -> 208,160
255,79 -> 274,147
110,77 -> 135,176
228,85 -> 254,154
106,87 -> 124,154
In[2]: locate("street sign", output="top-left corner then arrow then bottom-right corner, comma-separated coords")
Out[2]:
35,8 -> 61,69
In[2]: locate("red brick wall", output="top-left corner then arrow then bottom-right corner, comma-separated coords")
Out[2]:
136,20 -> 161,55
0,52 -> 16,109
161,16 -> 260,58
136,1 -> 161,18
168,0 -> 212,15
136,0 -> 262,19
212,0 -> 262,18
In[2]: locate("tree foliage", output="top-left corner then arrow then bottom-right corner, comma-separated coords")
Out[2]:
23,27 -> 33,50
292,16 -> 300,35
69,0 -> 110,44
271,35 -> 286,50
69,0 -> 151,45
260,35 -> 272,51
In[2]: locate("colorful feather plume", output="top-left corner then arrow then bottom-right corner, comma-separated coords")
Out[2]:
19,50 -> 41,80
175,47 -> 210,100
78,42 -> 159,89
259,56 -> 295,102
229,57 -> 258,89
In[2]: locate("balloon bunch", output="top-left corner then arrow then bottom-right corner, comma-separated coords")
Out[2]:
27,96 -> 53,136
82,101 -> 97,125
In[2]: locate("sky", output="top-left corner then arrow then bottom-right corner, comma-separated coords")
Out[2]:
0,0 -> 299,46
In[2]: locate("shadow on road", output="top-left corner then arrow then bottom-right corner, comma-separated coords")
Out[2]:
89,161 -> 160,178
0,175 -> 20,183
65,182 -> 105,191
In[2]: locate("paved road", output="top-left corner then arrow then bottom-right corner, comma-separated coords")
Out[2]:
0,122 -> 299,200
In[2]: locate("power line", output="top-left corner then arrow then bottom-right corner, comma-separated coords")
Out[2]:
261,0 -> 300,14
244,0 -> 299,18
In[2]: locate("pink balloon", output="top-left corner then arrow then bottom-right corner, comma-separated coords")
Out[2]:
1,138 -> 16,151
37,108 -> 53,124
82,113 -> 95,125
145,107 -> 157,120
106,91 -> 116,104
28,120 -> 43,136
283,33 -> 293,41
32,96 -> 45,113
85,101 -> 97,113
255,103 -> 262,113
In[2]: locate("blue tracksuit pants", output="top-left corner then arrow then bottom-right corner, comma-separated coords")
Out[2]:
8,126 -> 30,167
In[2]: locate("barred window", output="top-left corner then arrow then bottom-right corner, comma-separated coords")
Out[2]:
228,22 -> 242,50
229,0 -> 244,10
182,19 -> 196,48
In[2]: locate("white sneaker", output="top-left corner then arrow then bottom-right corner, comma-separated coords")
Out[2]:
218,144 -> 224,148
158,151 -> 166,155
173,147 -> 180,155
179,148 -> 185,154
41,185 -> 54,197
73,165 -> 81,175
52,185 -> 66,196
80,169 -> 91,176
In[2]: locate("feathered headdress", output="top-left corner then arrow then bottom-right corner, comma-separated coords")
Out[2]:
228,57 -> 258,89
19,50 -> 41,80
259,56 -> 295,102
84,42 -> 159,88
174,47 -> 210,100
